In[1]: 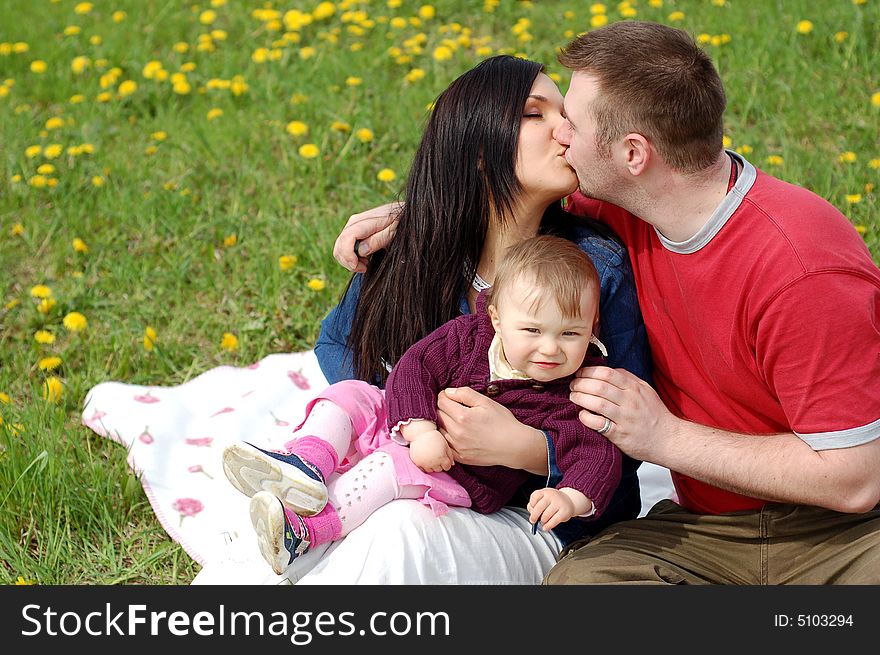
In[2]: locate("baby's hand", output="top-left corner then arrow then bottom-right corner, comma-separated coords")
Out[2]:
527,488 -> 579,532
408,430 -> 455,473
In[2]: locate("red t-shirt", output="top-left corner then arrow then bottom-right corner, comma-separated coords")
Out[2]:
567,154 -> 880,514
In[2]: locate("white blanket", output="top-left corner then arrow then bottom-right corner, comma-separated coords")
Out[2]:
81,351 -> 674,585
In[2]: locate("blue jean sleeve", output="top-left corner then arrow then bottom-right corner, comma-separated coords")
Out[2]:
579,235 -> 653,385
314,274 -> 362,385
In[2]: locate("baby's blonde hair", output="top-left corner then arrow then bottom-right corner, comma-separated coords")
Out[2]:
487,235 -> 600,321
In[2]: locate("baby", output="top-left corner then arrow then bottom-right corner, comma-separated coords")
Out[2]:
223,235 -> 621,574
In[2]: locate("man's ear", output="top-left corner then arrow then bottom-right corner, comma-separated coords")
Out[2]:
619,133 -> 650,176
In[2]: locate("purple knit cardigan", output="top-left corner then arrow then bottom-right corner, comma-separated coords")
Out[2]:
385,293 -> 622,517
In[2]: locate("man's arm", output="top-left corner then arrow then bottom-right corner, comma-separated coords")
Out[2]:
569,365 -> 880,513
333,202 -> 402,272
437,386 -> 549,475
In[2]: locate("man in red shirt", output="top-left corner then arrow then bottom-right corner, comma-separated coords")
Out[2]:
335,21 -> 880,584
543,20 -> 880,583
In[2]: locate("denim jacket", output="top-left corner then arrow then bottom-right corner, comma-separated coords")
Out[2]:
314,220 -> 653,545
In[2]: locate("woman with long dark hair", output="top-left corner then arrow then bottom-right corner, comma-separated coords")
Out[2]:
306,55 -> 651,583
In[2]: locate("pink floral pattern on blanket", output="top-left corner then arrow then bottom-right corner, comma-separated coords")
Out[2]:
79,351 -> 327,567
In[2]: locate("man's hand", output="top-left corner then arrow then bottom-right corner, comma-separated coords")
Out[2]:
436,386 -> 546,472
408,430 -> 455,473
333,202 -> 402,272
569,365 -> 678,462
527,487 -> 588,532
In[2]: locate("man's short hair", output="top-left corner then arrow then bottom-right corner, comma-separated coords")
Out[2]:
559,20 -> 726,173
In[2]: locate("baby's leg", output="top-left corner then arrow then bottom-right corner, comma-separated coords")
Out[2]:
249,451 -> 426,574
325,450 -> 427,537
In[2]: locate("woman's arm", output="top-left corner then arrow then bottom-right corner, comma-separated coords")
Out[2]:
314,274 -> 362,384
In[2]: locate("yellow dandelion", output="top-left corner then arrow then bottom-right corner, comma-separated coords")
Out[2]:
43,376 -> 63,403
346,76 -> 363,87
0,392 -> 8,404
11,222 -> 25,236
377,168 -> 397,182
220,332 -> 239,351
173,42 -> 189,53
72,237 -> 89,253
331,120 -> 351,133
37,298 -> 56,314
355,128 -> 374,143
230,76 -> 248,95
30,60 -> 47,74
845,194 -> 862,204
313,2 -> 336,19
29,175 -> 47,188
207,107 -> 223,120
25,145 -> 42,158
200,10 -> 216,24
668,11 -> 685,22
286,120 -> 309,136
5,298 -> 21,309
290,93 -> 309,104
34,330 -> 56,344
868,158 -> 880,170
865,183 -> 874,194
89,35 -> 102,46
44,144 -> 62,159
307,278 -> 326,291
834,31 -> 848,43
64,26 -> 81,36
63,311 -> 88,331
591,15 -> 608,28
96,91 -> 112,103
871,92 -> 880,108
15,576 -> 35,585
37,164 -> 55,174
433,45 -> 453,61
91,175 -> 105,187
45,117 -> 64,131
223,234 -> 237,247
151,131 -> 168,142
173,80 -> 192,95
590,3 -> 607,13
38,356 -> 62,372
113,10 -> 127,22
765,155 -> 784,166
30,285 -> 52,299
854,225 -> 866,234
118,80 -> 138,97
838,151 -> 857,164
419,5 -> 436,19
299,46 -> 317,59
796,20 -> 813,35
299,143 -> 320,158
279,254 -> 298,271
74,2 -> 93,14
405,68 -> 426,83
70,94 -> 85,104
620,7 -> 637,18
11,174 -> 22,183
71,56 -> 90,75
144,325 -> 158,351
145,145 -> 157,155
252,48 -> 269,64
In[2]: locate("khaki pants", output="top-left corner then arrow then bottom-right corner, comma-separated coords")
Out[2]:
544,499 -> 880,584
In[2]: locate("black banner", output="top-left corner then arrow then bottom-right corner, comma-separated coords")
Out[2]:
1,585 -> 873,651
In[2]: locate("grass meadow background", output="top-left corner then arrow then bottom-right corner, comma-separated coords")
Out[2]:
1,0 -> 878,584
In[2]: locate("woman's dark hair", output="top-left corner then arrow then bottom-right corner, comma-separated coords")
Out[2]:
347,55 -> 549,384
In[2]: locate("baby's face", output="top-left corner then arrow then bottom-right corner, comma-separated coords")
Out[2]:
489,276 -> 598,382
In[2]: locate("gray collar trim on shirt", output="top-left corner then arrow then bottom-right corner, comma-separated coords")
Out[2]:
655,150 -> 757,254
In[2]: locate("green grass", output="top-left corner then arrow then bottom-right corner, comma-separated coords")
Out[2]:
1,0 -> 878,585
